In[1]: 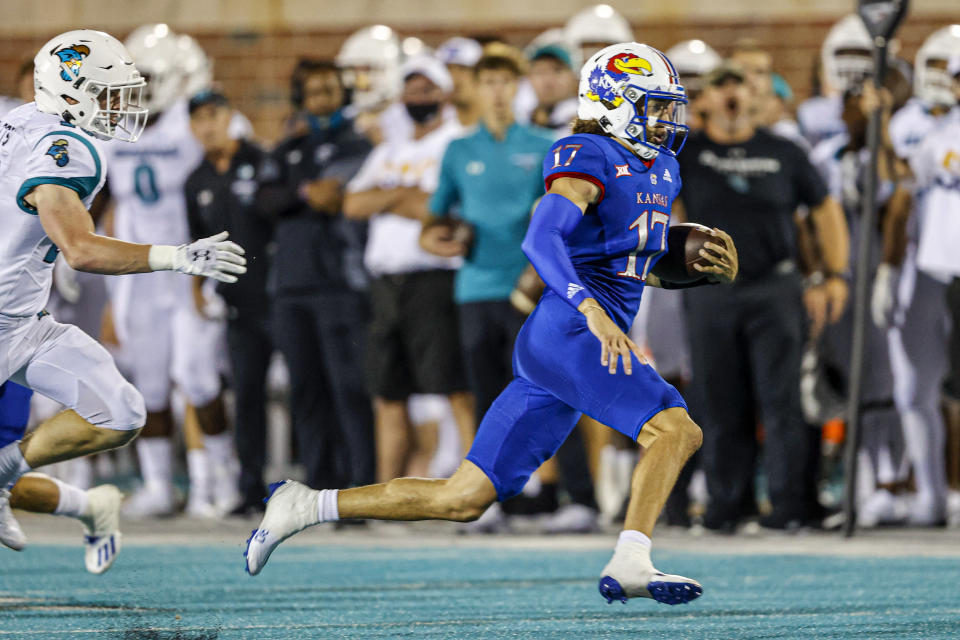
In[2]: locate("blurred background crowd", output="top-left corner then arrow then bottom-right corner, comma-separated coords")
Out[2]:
2,1 -> 959,536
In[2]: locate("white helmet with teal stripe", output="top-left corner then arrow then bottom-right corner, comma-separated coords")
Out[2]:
577,42 -> 688,159
33,29 -> 148,142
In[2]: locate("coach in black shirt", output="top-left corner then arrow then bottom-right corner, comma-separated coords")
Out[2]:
184,91 -> 274,513
678,62 -> 849,531
257,60 -> 375,491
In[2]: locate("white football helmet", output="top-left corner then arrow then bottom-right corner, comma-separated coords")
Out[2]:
33,29 -> 147,142
821,15 -> 874,94
336,25 -> 402,112
125,24 -> 185,114
176,34 -> 213,98
565,5 -> 634,68
915,25 -> 960,108
578,43 -> 688,159
665,40 -> 721,93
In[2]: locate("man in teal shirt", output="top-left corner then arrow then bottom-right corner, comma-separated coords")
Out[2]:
422,53 -> 554,425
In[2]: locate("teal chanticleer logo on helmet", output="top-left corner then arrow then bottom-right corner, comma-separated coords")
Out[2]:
54,44 -> 91,81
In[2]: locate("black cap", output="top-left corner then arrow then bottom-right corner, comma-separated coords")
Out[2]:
188,89 -> 229,114
706,61 -> 747,87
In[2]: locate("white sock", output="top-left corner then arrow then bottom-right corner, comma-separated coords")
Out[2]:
317,489 -> 339,523
0,441 -> 32,489
136,437 -> 173,493
617,529 -> 652,550
51,477 -> 90,518
186,448 -> 211,504
203,433 -> 233,475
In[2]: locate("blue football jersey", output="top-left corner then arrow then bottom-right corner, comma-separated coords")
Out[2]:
542,133 -> 682,330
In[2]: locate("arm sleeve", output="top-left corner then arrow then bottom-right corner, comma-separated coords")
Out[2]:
17,130 -> 102,212
521,192 -> 592,310
790,142 -> 829,208
542,136 -> 609,202
428,142 -> 460,218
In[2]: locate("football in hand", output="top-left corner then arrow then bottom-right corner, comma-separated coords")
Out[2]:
651,223 -> 724,284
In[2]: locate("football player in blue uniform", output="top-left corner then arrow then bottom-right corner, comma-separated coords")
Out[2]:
245,43 -> 738,606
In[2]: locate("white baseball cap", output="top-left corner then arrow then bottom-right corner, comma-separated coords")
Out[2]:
436,37 -> 483,67
400,54 -> 453,93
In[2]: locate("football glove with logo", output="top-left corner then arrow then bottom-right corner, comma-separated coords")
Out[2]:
148,231 -> 247,283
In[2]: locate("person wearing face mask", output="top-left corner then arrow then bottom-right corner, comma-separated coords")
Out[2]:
342,55 -> 475,485
257,59 -> 376,496
677,61 -> 850,532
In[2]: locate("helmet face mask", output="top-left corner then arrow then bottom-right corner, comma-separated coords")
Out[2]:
34,29 -> 149,142
87,80 -> 148,141
579,43 -> 689,159
620,87 -> 688,157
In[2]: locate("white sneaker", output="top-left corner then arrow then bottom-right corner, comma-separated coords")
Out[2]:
540,504 -> 599,534
0,488 -> 26,551
244,480 -> 319,576
907,493 -> 946,527
858,489 -> 906,528
122,484 -> 175,519
598,540 -> 702,605
79,485 -> 122,574
947,491 -> 960,528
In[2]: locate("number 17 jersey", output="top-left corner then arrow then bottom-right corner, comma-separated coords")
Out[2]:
543,133 -> 682,331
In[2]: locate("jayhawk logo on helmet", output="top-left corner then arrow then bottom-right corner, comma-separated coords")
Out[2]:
54,44 -> 91,82
45,139 -> 70,167
585,53 -> 654,106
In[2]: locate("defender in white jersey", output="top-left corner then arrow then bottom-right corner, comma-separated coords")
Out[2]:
871,27 -> 960,525
105,25 -> 237,518
0,30 -> 246,536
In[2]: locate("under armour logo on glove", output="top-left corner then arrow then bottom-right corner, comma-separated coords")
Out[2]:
174,231 -> 247,283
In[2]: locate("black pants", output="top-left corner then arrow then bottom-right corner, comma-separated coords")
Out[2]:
458,300 -> 526,424
460,300 -> 596,509
684,272 -> 808,524
272,291 -> 375,489
226,309 -> 273,502
946,278 -> 960,399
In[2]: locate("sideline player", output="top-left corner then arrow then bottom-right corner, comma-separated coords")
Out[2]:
872,26 -> 960,526
246,43 -> 739,606
0,381 -> 123,573
0,29 -> 245,534
107,25 -> 236,517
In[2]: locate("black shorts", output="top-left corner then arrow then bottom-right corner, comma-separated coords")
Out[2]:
366,270 -> 467,400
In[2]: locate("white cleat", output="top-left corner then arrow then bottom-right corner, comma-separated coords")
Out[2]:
0,488 -> 27,551
122,484 -> 176,519
244,480 -> 319,576
79,485 -> 122,574
598,540 -> 702,605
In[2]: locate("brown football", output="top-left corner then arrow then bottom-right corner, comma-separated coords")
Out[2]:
651,223 -> 723,284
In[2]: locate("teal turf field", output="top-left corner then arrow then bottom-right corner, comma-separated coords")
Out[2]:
2,541 -> 959,639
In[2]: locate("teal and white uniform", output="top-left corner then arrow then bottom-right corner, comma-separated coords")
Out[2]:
0,102 -> 144,431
